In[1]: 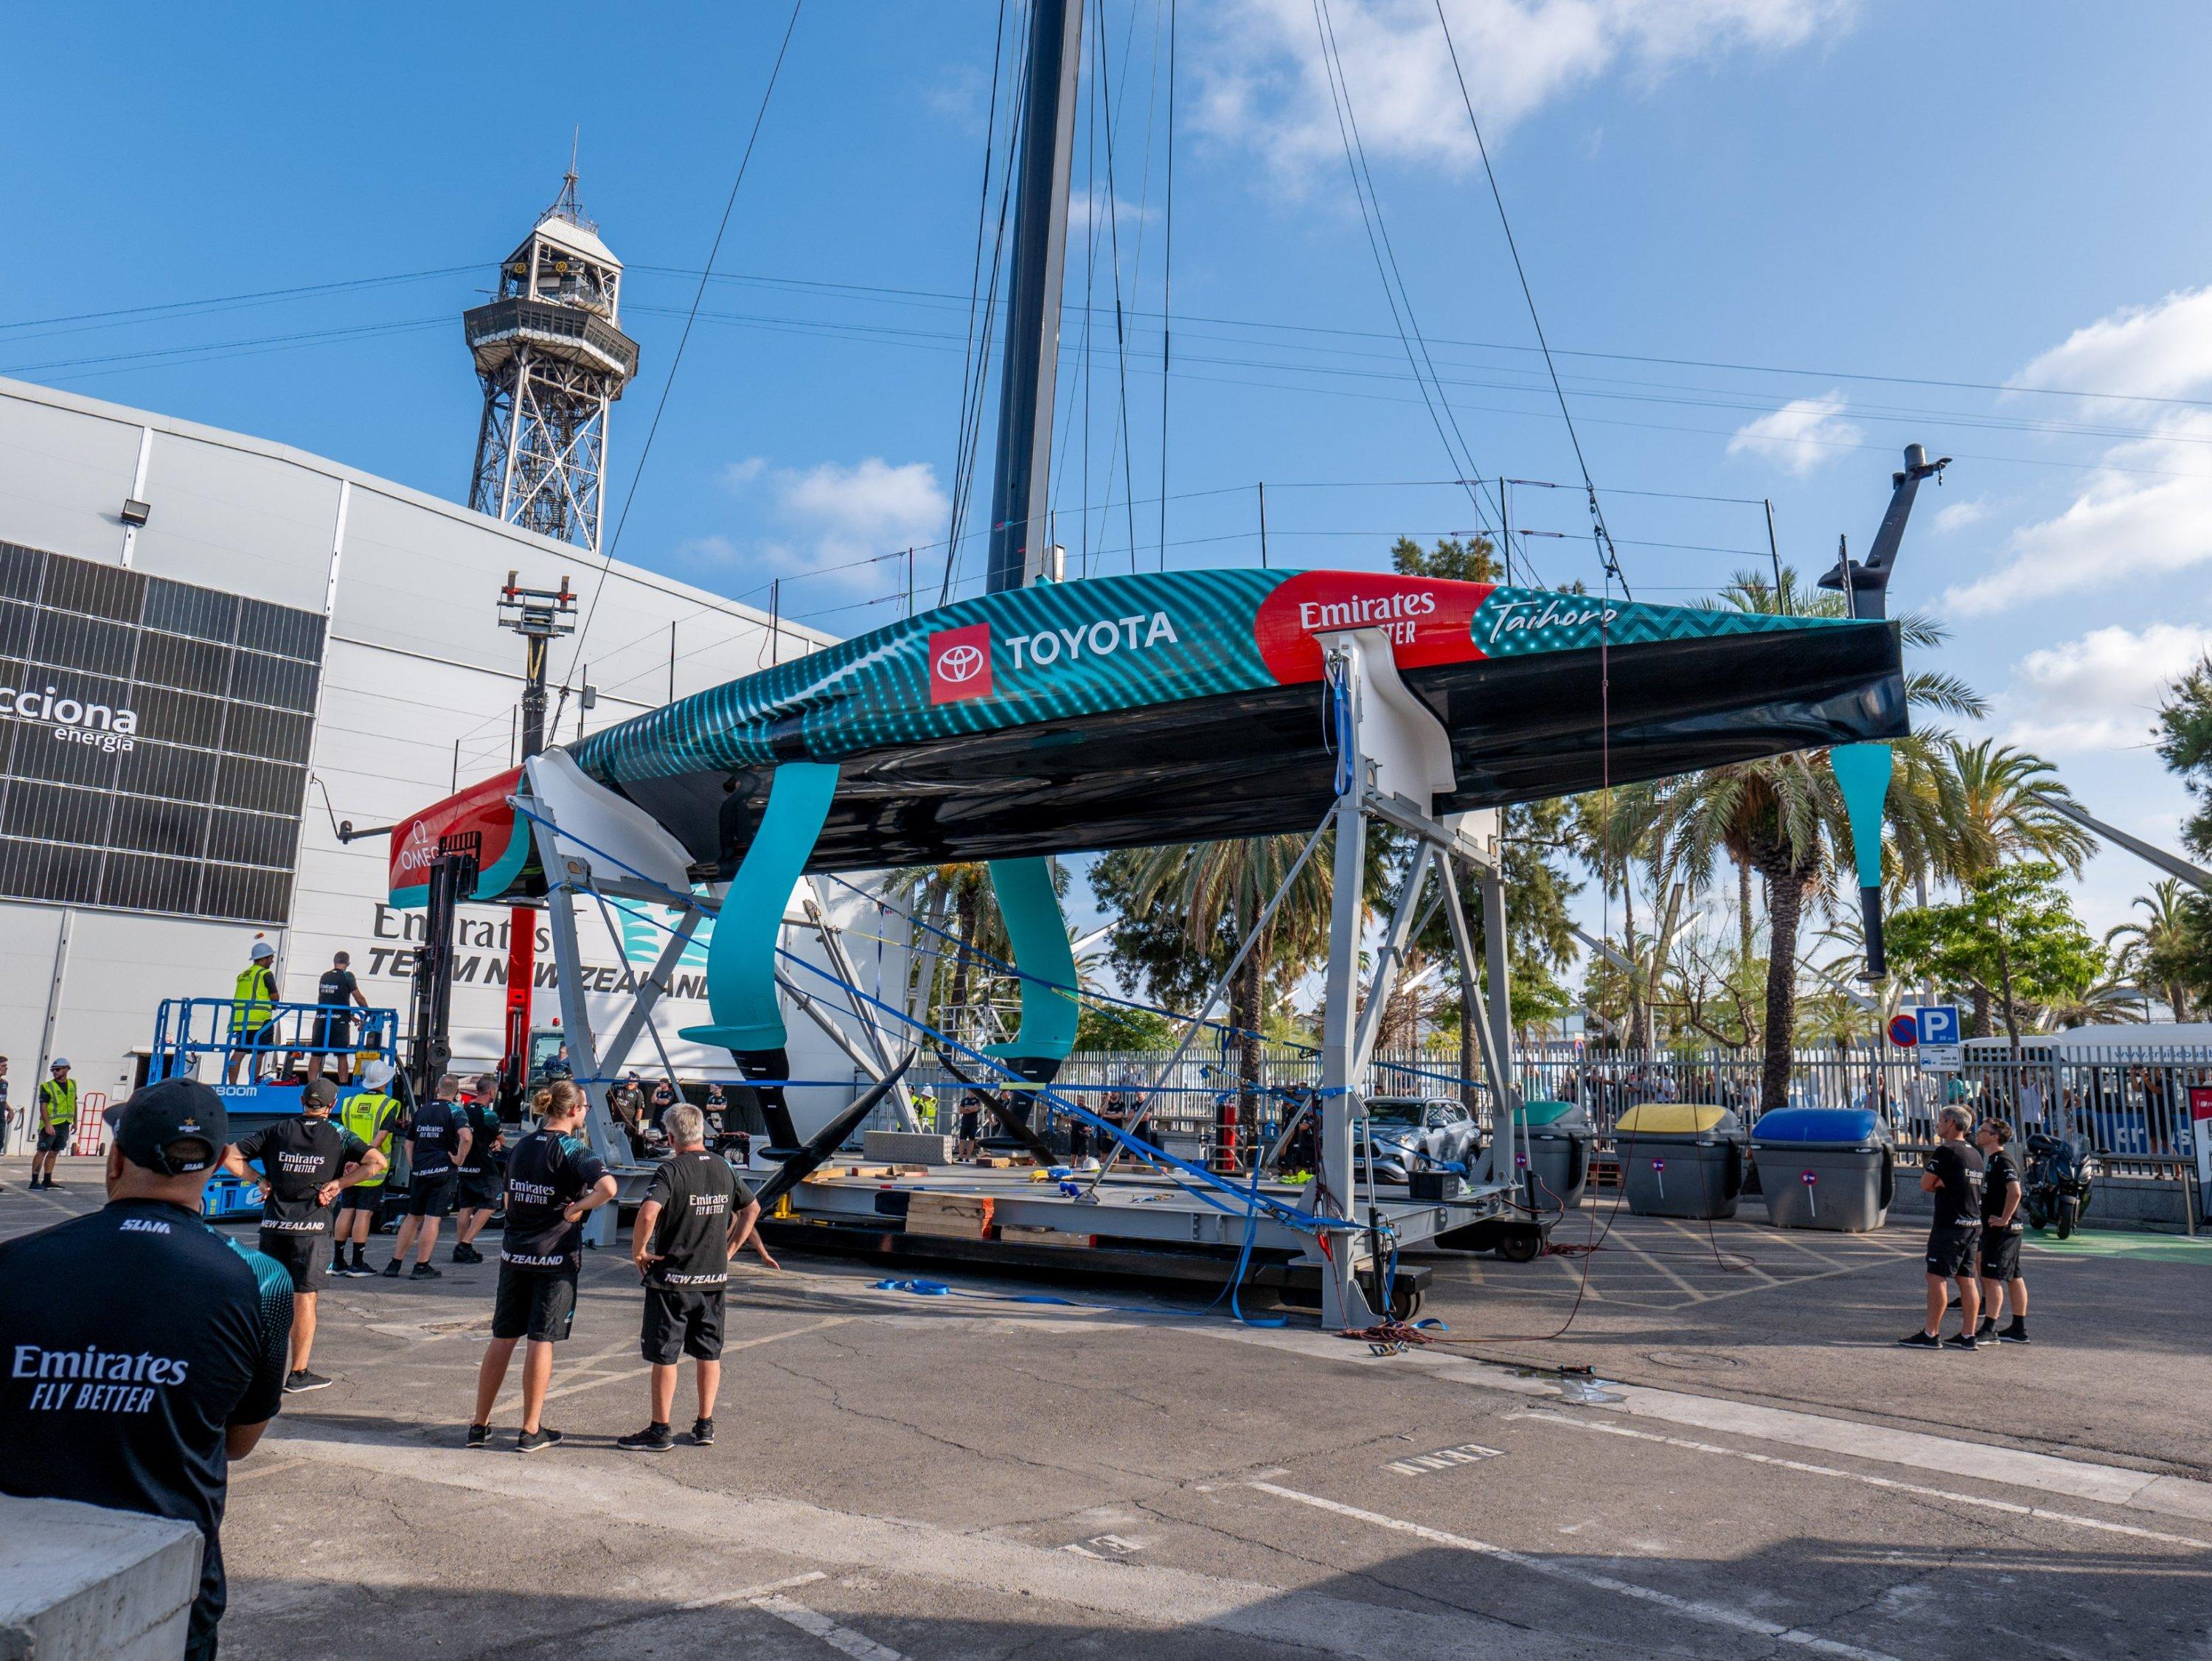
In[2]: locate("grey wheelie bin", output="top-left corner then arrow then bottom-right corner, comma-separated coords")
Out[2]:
1750,1107 -> 1893,1233
1513,1100 -> 1593,1214
1614,1103 -> 1747,1219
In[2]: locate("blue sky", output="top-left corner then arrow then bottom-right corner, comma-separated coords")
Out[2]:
9,1 -> 2212,959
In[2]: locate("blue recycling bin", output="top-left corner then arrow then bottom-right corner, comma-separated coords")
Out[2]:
1750,1107 -> 1893,1233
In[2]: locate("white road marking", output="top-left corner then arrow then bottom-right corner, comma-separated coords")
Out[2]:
264,1429 -> 1596,1660
1513,1412 -> 2212,1553
1248,1481 -> 1900,1661
497,1317 -> 852,1410
1203,1321 -> 2212,1526
677,1570 -> 827,1611
751,1592 -> 911,1660
1386,1443 -> 1503,1477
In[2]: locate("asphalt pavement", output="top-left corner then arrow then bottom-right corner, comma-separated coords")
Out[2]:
5,1156 -> 2208,1660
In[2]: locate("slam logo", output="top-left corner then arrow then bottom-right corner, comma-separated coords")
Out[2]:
928,622 -> 992,705
0,683 -> 139,753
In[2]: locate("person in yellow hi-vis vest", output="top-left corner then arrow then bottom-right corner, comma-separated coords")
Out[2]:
29,1057 -> 76,1191
227,941 -> 281,1084
329,1059 -> 403,1278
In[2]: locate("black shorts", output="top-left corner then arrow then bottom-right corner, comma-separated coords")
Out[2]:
335,1184 -> 383,1213
456,1170 -> 502,1210
407,1172 -> 458,1217
311,1014 -> 354,1054
34,1123 -> 72,1154
234,1020 -> 279,1052
258,1228 -> 328,1293
493,1263 -> 578,1343
958,1115 -> 980,1140
1980,1225 -> 2023,1281
1926,1222 -> 1978,1278
641,1284 -> 726,1363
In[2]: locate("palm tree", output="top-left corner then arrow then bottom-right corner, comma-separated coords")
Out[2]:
1946,738 -> 2096,878
2107,880 -> 2197,1020
883,861 -> 1006,1044
1634,568 -> 1985,1110
1110,833 -> 1343,1101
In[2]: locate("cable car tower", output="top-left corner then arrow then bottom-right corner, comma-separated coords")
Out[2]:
464,160 -> 640,553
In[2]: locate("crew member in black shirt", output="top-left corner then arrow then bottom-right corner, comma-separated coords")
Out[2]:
221,1076 -> 385,1392
1900,1104 -> 1986,1350
1975,1118 -> 2031,1344
618,1102 -> 759,1452
0,1079 -> 291,1661
469,1079 -> 616,1452
310,950 -> 368,1084
384,1073 -> 471,1280
451,1071 -> 506,1265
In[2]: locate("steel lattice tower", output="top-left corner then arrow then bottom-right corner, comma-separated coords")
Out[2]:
464,168 -> 639,553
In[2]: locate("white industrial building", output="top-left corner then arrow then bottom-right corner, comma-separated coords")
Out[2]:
0,373 -> 879,1143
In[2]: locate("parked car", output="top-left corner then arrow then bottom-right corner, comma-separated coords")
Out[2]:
1356,1096 -> 1480,1184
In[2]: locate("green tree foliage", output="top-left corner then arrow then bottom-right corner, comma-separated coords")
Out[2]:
1391,533 -> 1499,584
2156,655 -> 2212,857
1629,568 -> 1985,1107
1888,862 -> 2105,1050
2105,879 -> 2210,1022
1073,1000 -> 1178,1052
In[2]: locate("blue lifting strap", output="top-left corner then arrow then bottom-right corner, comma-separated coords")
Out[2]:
981,857 -> 1079,1064
680,760 -> 841,1051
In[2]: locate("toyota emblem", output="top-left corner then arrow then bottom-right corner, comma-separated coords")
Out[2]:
936,643 -> 985,683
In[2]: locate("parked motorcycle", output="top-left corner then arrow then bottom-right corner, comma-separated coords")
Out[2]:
2022,1130 -> 2097,1239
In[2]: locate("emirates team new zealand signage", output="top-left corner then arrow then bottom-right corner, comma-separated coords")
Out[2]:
394,568 -> 1905,905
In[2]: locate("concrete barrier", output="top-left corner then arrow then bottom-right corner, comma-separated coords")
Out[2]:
863,1129 -> 956,1166
0,1496 -> 201,1661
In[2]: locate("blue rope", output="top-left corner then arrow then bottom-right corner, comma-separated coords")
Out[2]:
508,803 -> 1361,1236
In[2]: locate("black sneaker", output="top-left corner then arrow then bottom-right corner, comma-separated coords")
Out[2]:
1944,1333 -> 1978,1351
453,1243 -> 482,1264
283,1369 -> 333,1393
381,1259 -> 403,1278
1897,1330 -> 1942,1348
410,1262 -> 442,1280
1973,1317 -> 1997,1341
515,1427 -> 563,1454
1999,1323 -> 2030,1344
616,1424 -> 674,1453
691,1418 -> 716,1446
465,1423 -> 490,1450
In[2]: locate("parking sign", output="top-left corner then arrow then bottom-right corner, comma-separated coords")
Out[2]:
1915,1006 -> 1961,1046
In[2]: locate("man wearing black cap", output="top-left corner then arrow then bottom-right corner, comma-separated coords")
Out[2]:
0,1079 -> 293,1661
220,1076 -> 386,1392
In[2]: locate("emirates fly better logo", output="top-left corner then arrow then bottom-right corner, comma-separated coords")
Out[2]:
928,622 -> 992,704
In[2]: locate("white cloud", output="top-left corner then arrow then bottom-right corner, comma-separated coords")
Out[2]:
720,457 -> 766,489
1724,389 -> 1863,475
2014,285 -> 2212,402
1194,0 -> 1854,186
775,458 -> 947,546
1948,288 -> 2212,614
1941,411 -> 2212,614
1930,497 -> 1990,533
1066,185 -> 1155,235
1994,621 -> 2212,754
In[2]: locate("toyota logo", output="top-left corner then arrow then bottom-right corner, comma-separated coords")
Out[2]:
936,643 -> 985,683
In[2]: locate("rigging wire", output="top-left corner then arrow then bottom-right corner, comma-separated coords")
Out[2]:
943,0 -> 1018,602
1432,0 -> 1624,596
1307,0 -> 1537,585
1156,0 -> 1177,571
566,0 -> 804,679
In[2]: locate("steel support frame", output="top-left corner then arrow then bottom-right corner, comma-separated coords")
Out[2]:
1309,637 -> 1523,1329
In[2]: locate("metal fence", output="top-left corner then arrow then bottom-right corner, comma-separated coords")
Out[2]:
911,1037 -> 2207,1189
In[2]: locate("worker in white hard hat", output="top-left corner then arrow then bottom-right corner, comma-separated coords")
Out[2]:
329,1059 -> 403,1277
29,1057 -> 75,1190
226,940 -> 282,1084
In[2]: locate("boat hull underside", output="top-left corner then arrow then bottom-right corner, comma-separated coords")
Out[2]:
613,626 -> 1906,874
